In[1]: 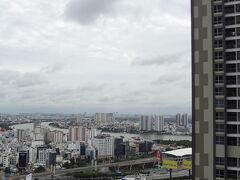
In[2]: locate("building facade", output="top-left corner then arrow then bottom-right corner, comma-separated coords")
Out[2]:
91,135 -> 114,159
140,115 -> 164,132
192,0 -> 240,179
176,113 -> 189,128
69,126 -> 87,142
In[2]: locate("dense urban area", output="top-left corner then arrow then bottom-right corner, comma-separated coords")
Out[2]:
0,113 -> 192,179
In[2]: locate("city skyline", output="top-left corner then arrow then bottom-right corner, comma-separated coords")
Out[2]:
0,0 -> 191,114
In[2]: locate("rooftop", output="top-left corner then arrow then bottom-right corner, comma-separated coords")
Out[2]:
162,148 -> 192,157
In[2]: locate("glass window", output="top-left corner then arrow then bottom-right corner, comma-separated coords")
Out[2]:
227,125 -> 237,134
216,112 -> 224,120
225,5 -> 234,13
216,169 -> 224,178
227,112 -> 237,121
227,137 -> 237,146
226,76 -> 236,85
216,99 -> 224,108
216,87 -> 224,96
227,170 -> 237,179
227,88 -> 237,97
214,16 -> 223,25
226,64 -> 236,73
215,51 -> 223,60
216,136 -> 224,144
227,100 -> 237,109
216,124 -> 225,132
227,158 -> 237,166
215,40 -> 223,48
216,157 -> 225,165
216,75 -> 224,84
226,52 -> 236,61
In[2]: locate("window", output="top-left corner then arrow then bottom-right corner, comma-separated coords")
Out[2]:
237,52 -> 240,60
216,157 -> 225,165
225,28 -> 235,37
227,112 -> 237,121
216,169 -> 224,178
216,136 -> 224,144
215,63 -> 224,72
225,16 -> 235,26
227,158 -> 237,166
226,76 -> 236,85
214,5 -> 223,13
215,39 -> 223,48
214,28 -> 223,36
216,124 -> 225,132
215,51 -> 223,60
225,5 -> 234,13
237,16 -> 240,24
216,87 -> 224,96
237,4 -> 240,12
216,75 -> 224,84
227,100 -> 237,109
227,137 -> 237,146
226,64 -> 236,73
227,125 -> 237,134
226,40 -> 235,49
227,170 -> 237,179
214,16 -> 223,25
216,99 -> 224,108
226,52 -> 236,61
227,88 -> 237,97
216,112 -> 224,120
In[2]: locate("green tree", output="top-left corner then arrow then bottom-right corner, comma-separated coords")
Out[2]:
4,167 -> 11,174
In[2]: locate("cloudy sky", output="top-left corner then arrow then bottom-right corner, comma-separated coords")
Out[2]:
0,0 -> 191,114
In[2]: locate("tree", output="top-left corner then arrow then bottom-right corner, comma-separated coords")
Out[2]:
4,167 -> 11,174
34,166 -> 45,173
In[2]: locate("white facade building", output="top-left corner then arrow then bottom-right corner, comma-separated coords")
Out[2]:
69,126 -> 87,142
176,113 -> 188,128
95,113 -> 115,124
140,115 -> 164,132
91,135 -> 114,159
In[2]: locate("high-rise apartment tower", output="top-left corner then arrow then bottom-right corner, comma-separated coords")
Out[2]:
192,0 -> 240,179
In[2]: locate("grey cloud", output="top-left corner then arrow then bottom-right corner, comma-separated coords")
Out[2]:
12,72 -> 46,88
41,64 -> 63,73
132,51 -> 186,66
151,72 -> 188,85
65,0 -> 117,25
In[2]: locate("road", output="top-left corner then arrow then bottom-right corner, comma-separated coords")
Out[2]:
17,158 -> 190,179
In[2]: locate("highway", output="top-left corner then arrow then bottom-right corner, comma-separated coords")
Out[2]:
17,158 -> 190,179
17,157 -> 158,178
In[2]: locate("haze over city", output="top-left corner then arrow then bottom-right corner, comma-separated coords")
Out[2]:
0,0 -> 191,114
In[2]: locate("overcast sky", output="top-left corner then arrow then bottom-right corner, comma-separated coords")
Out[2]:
0,0 -> 191,114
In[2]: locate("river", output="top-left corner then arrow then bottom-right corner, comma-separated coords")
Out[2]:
12,122 -> 192,141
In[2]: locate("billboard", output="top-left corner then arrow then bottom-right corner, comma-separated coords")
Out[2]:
183,160 -> 192,170
162,160 -> 178,169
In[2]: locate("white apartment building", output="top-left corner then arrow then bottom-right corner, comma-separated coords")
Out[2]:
91,135 -> 114,159
140,115 -> 164,132
38,148 -> 51,165
69,126 -> 87,142
176,113 -> 188,128
95,113 -> 115,124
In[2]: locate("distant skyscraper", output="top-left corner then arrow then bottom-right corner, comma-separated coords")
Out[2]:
69,126 -> 87,142
140,115 -> 164,132
95,113 -> 115,123
176,113 -> 188,128
16,129 -> 26,141
192,0 -> 240,179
